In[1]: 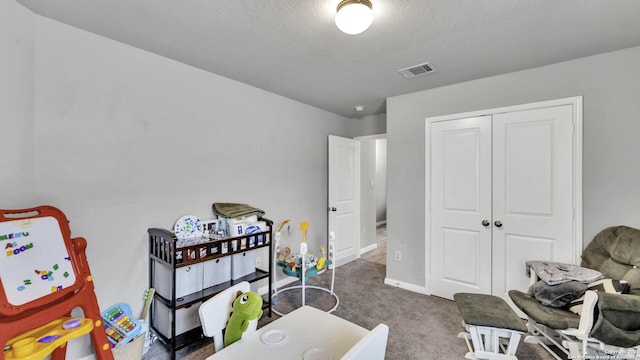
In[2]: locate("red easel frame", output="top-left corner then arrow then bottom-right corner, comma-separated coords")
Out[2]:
0,206 -> 113,360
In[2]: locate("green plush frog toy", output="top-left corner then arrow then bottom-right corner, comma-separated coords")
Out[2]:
223,290 -> 263,347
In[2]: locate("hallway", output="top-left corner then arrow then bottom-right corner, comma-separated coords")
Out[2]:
361,223 -> 387,265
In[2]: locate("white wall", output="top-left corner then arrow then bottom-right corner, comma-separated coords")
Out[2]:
360,137 -> 387,251
386,46 -> 640,290
356,114 -> 386,252
359,137 -> 388,251
2,2 -> 380,357
356,113 -> 387,253
375,138 -> 387,223
360,138 -> 377,249
1,1 -> 34,205
352,113 -> 386,136
30,15 -> 354,304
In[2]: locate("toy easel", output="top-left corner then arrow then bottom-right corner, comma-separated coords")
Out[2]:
0,206 -> 114,360
272,220 -> 339,316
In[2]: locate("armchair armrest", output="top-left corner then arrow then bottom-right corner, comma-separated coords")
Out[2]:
578,291 -> 599,335
585,291 -> 640,347
563,290 -> 599,338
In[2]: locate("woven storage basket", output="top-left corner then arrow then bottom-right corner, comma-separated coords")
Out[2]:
111,332 -> 145,360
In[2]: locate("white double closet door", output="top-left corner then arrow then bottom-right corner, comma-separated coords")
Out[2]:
430,103 -> 578,301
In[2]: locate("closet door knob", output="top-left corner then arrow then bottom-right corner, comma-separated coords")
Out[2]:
494,220 -> 503,228
481,220 -> 490,227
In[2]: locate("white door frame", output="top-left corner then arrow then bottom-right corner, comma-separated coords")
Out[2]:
354,134 -> 387,256
424,96 -> 583,295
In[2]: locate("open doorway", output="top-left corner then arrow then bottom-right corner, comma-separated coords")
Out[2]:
356,134 -> 387,265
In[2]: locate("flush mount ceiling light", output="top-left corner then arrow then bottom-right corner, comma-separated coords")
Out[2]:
335,0 -> 374,35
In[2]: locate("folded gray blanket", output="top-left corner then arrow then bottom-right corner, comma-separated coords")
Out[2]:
529,280 -> 587,307
212,203 -> 265,219
526,260 -> 602,285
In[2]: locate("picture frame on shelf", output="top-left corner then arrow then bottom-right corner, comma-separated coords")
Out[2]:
201,219 -> 225,239
222,241 -> 229,254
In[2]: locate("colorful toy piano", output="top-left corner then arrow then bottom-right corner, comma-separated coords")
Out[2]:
101,303 -> 142,348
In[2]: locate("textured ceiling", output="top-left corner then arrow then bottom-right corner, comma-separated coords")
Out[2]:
15,0 -> 640,118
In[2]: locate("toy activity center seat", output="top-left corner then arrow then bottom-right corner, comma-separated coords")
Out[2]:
272,220 -> 339,316
0,206 -> 113,360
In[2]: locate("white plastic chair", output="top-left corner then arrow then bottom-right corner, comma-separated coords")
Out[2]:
198,281 -> 256,352
340,323 -> 389,360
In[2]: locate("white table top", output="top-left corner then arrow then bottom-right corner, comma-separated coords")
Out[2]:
206,305 -> 369,360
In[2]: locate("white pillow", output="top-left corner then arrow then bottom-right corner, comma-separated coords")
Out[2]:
568,279 -> 629,314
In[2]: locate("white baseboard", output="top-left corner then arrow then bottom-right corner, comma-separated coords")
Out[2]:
376,220 -> 387,226
359,243 -> 378,255
257,276 -> 298,296
384,277 -> 429,295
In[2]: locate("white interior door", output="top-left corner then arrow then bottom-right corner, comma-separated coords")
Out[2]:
491,105 -> 575,298
430,116 -> 493,299
328,135 -> 361,266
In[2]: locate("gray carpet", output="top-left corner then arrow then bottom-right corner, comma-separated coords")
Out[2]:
270,259 -> 556,360
145,257 -> 558,359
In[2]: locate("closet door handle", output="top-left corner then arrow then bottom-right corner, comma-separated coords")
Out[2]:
481,220 -> 490,227
494,220 -> 503,228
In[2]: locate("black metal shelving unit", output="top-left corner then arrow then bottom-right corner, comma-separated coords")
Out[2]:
148,219 -> 273,359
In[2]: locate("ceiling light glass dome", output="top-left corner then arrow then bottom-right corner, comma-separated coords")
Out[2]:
335,0 -> 374,35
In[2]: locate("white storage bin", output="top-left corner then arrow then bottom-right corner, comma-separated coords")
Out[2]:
229,222 -> 246,237
231,251 -> 255,280
152,300 -> 202,338
256,221 -> 268,231
226,215 -> 258,224
244,221 -> 267,234
203,257 -> 231,288
224,216 -> 260,237
154,263 -> 204,299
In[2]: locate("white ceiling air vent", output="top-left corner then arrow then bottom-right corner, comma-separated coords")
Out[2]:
397,62 -> 435,79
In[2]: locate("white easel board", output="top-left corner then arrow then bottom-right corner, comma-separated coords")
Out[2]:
0,216 -> 77,306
